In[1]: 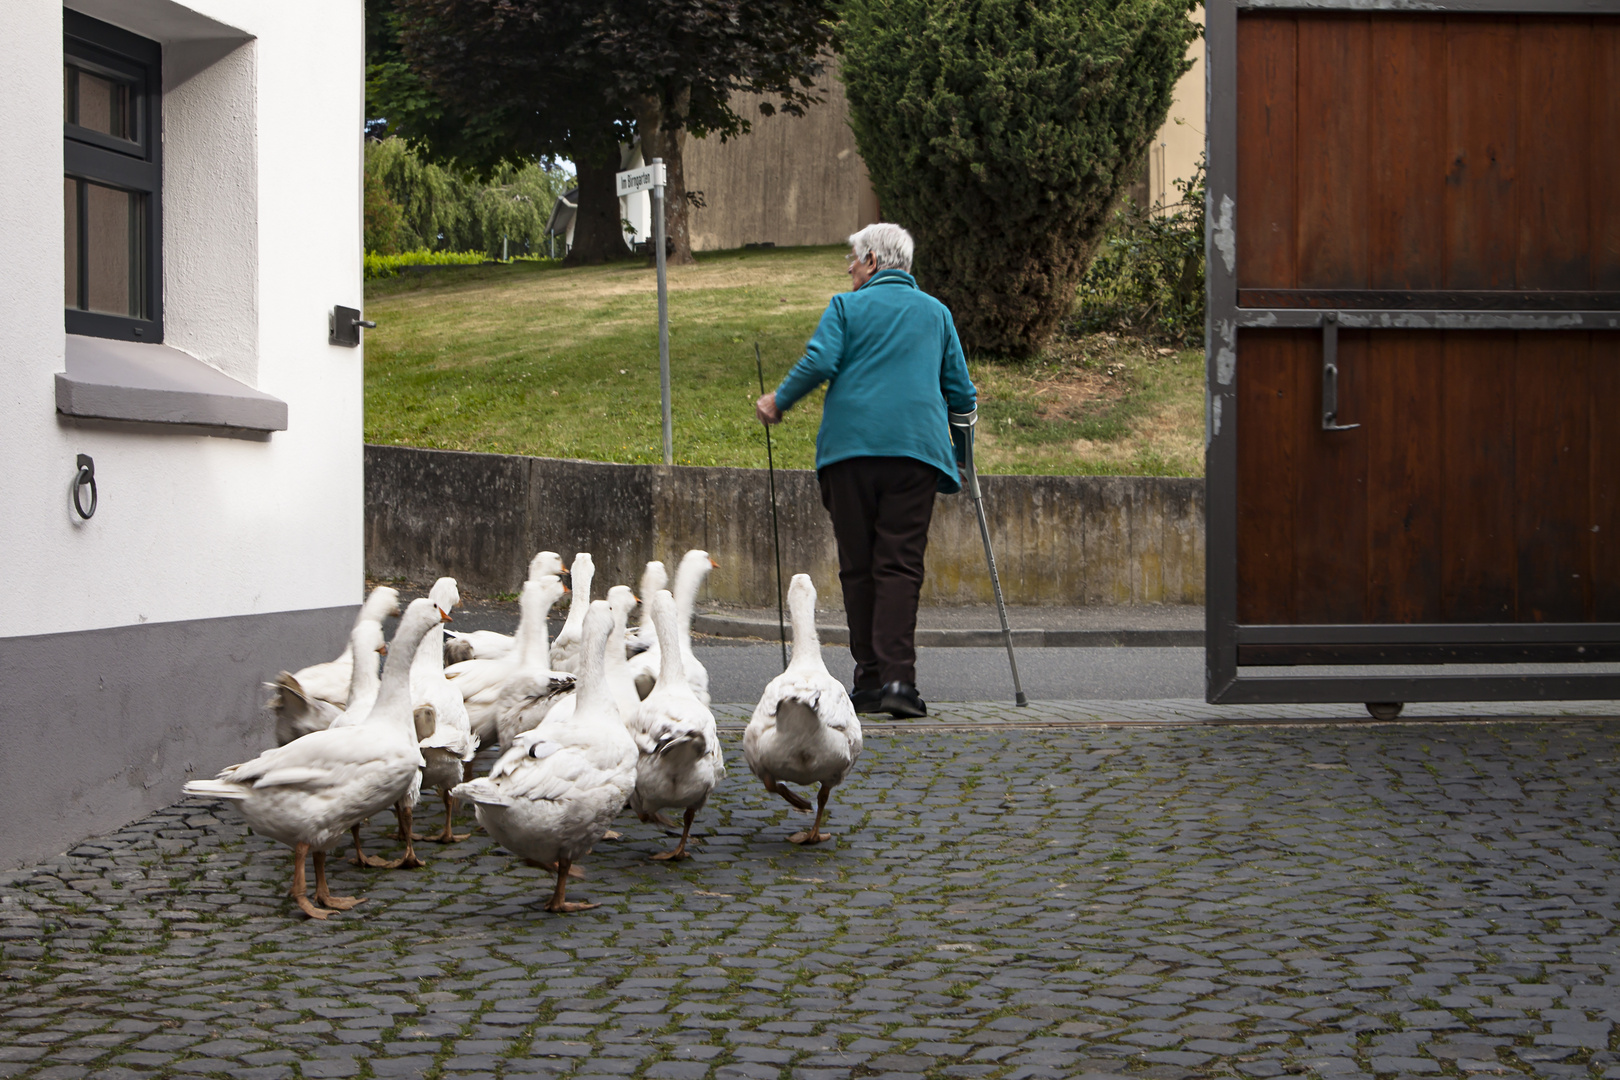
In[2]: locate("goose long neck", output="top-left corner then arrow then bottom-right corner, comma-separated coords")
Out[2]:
606,608 -> 630,676
519,586 -> 556,667
652,595 -> 687,688
420,625 -> 445,677
637,564 -> 666,632
574,620 -> 612,716
563,561 -> 594,632
674,559 -> 706,635
788,591 -> 821,669
348,645 -> 381,703
375,608 -> 437,726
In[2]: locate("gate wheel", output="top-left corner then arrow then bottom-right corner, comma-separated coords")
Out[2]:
1365,702 -> 1404,721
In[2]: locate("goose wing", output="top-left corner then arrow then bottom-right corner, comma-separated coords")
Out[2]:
214,725 -> 418,793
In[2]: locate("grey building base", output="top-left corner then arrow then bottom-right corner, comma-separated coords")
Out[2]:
0,604 -> 354,871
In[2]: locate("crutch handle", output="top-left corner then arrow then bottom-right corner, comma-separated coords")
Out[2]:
948,409 -> 978,428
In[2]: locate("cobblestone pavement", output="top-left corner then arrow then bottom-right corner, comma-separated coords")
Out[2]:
4,712 -> 1620,1080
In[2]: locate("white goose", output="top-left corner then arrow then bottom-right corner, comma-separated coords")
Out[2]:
268,621 -> 387,746
541,585 -> 641,731
456,575 -> 570,746
628,549 -> 713,704
483,576 -> 576,752
744,574 -> 863,845
624,560 -> 667,657
453,600 -> 638,912
549,553 -> 594,674
182,598 -> 445,918
409,599 -> 480,846
331,576 -> 458,868
270,585 -> 400,712
447,551 -> 566,660
626,589 -> 724,860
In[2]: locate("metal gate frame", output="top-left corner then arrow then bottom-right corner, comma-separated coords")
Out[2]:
1204,0 -> 1620,704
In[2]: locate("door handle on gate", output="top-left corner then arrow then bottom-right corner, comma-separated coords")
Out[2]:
1321,311 -> 1359,431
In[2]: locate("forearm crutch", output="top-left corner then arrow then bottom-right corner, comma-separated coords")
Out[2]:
949,409 -> 1028,706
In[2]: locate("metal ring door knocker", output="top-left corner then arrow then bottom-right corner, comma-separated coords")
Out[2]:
72,454 -> 97,519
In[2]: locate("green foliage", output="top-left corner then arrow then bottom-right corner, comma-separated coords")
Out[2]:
364,168 -> 407,255
1075,161 -> 1205,342
840,0 -> 1199,358
364,137 -> 570,257
364,249 -> 485,280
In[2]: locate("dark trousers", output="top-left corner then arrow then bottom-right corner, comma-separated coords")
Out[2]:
818,456 -> 937,689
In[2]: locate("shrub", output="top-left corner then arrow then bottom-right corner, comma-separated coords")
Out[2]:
840,0 -> 1199,358
1075,161 -> 1205,343
364,249 -> 485,279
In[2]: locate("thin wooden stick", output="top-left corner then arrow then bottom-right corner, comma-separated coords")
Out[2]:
756,342 -> 789,671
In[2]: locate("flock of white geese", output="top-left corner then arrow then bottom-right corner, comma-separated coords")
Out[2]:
183,550 -> 863,919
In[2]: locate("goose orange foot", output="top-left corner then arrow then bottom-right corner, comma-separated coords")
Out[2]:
430,793 -> 471,843
651,807 -> 698,861
788,784 -> 834,846
312,851 -> 364,911
545,859 -> 598,912
289,843 -> 336,919
349,825 -> 395,868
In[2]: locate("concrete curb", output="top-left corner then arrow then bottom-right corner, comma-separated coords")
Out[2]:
691,612 -> 1203,647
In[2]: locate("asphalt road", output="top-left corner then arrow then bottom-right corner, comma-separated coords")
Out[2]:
696,643 -> 1206,704
695,644 -> 1620,706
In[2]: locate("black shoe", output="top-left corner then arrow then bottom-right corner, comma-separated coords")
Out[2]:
880,681 -> 927,718
849,686 -> 884,713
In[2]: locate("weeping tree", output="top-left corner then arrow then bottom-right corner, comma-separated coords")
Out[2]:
840,0 -> 1198,357
364,136 -> 570,255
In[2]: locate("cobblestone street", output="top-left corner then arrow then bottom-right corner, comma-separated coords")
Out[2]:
4,712 -> 1620,1080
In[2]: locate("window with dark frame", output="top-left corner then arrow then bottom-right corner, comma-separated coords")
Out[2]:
64,10 -> 161,343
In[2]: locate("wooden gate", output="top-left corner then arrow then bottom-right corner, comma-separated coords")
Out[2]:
1205,0 -> 1620,705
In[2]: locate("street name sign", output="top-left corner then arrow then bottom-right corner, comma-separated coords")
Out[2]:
616,163 -> 667,197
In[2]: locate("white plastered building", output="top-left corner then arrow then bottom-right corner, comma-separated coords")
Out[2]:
0,0 -> 367,869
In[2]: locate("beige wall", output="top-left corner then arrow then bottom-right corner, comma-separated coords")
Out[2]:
683,67 -> 879,252
1148,14 -> 1206,212
686,30 -> 1205,251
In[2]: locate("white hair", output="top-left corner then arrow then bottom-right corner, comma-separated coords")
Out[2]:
849,223 -> 914,273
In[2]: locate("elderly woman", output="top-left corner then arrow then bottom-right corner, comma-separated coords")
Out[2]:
755,223 -> 977,718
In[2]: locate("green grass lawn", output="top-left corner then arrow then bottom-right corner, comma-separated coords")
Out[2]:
363,245 -> 1205,476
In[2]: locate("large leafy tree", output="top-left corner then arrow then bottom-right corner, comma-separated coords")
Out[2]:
575,1 -> 838,265
841,0 -> 1199,357
384,0 -> 837,266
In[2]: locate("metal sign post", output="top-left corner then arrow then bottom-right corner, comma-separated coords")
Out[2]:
618,159 -> 672,465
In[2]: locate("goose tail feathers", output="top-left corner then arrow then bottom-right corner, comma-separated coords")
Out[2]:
451,778 -> 512,808
182,778 -> 251,802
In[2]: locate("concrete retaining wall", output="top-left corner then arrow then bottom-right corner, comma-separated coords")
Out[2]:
365,445 -> 1205,608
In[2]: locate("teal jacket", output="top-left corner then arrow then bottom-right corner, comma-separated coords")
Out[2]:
775,269 -> 978,493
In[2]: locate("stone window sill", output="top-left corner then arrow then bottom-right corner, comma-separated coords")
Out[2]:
56,335 -> 287,433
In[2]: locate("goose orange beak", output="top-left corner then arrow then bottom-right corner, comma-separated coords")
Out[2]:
378,643 -> 388,655
709,558 -> 719,568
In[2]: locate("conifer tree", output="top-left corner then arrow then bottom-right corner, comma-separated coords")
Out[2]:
840,0 -> 1198,356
